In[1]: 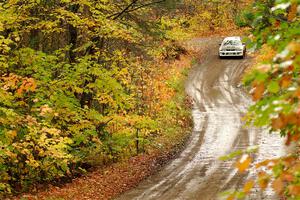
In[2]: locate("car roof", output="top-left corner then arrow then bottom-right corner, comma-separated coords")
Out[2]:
223,36 -> 241,41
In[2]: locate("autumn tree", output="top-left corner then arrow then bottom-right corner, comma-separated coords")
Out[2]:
0,0 -> 193,195
223,0 -> 300,199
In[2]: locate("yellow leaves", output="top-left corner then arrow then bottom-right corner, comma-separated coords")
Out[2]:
293,88 -> 300,99
243,180 -> 255,193
24,115 -> 38,126
0,21 -> 3,32
25,158 -> 40,168
288,42 -> 300,55
0,36 -> 13,54
199,11 -> 212,20
110,114 -> 157,132
20,148 -> 31,155
255,64 -> 272,72
40,104 -> 53,116
1,73 -> 19,90
96,93 -> 117,108
74,86 -> 84,94
256,44 -> 277,63
41,127 -> 61,136
235,154 -> 252,172
55,8 -> 81,23
29,20 -> 63,34
6,130 -> 17,139
5,150 -> 17,160
116,68 -> 131,87
4,129 -> 18,143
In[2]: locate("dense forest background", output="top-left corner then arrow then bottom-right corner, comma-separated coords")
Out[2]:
0,0 -> 248,196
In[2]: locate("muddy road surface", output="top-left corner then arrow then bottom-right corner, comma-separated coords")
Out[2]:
116,38 -> 285,200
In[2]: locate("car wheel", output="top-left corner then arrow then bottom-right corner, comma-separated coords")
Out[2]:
241,52 -> 246,59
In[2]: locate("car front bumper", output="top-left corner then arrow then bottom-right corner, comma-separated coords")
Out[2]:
219,51 -> 243,57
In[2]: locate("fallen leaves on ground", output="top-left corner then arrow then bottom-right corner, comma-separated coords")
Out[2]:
12,151 -> 179,200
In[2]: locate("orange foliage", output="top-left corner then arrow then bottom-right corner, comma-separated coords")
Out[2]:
272,178 -> 284,194
280,75 -> 292,88
17,78 -> 36,95
141,55 -> 190,116
243,180 -> 255,193
252,83 -> 265,101
235,155 -> 252,172
1,73 -> 37,96
288,185 -> 300,196
288,3 -> 298,22
258,171 -> 269,190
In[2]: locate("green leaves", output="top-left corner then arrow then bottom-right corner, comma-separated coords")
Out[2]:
268,81 -> 280,93
239,0 -> 300,199
243,70 -> 268,86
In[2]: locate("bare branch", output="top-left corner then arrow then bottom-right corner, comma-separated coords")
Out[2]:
108,0 -> 166,20
125,0 -> 166,14
108,0 -> 139,20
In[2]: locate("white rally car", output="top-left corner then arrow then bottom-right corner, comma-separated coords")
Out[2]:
219,37 -> 246,59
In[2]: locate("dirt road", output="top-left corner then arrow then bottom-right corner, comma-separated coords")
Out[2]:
116,38 -> 285,200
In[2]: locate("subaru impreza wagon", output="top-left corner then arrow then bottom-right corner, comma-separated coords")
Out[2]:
219,37 -> 246,59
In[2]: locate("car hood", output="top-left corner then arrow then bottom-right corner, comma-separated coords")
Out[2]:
220,45 -> 242,50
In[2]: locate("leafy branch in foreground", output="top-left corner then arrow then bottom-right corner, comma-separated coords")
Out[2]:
222,0 -> 300,199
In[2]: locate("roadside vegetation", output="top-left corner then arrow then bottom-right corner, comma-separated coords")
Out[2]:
0,1 -> 192,197
0,0 -> 249,198
223,0 -> 300,199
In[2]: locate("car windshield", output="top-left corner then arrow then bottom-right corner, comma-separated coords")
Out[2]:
223,40 -> 241,46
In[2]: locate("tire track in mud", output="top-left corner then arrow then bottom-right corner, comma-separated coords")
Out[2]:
116,38 -> 285,200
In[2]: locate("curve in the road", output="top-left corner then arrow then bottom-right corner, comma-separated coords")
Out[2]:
116,38 -> 285,200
